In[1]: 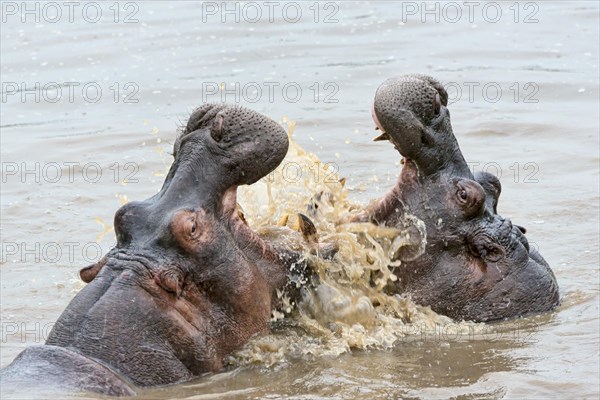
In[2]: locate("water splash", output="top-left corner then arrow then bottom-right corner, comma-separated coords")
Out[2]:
232,120 -> 485,368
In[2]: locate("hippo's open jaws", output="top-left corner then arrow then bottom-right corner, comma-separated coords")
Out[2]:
0,104 -> 315,396
360,74 -> 559,322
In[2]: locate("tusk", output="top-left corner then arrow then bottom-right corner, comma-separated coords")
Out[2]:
373,132 -> 391,142
237,209 -> 248,225
296,213 -> 319,244
277,213 -> 289,227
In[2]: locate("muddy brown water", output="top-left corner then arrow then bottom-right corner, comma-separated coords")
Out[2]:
1,2 -> 598,399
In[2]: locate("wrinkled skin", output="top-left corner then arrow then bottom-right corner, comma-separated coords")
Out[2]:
1,104 -> 307,396
357,74 -> 559,322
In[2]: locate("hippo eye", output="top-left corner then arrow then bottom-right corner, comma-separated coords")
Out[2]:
187,218 -> 201,239
433,93 -> 441,115
454,179 -> 485,218
172,209 -> 211,253
456,188 -> 470,204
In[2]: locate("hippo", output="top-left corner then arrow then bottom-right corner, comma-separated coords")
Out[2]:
0,104 -> 318,396
352,74 -> 559,322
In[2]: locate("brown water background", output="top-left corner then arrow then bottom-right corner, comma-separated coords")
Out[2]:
1,1 -> 599,399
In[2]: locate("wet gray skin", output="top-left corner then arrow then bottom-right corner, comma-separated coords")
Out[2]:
0,104 -> 311,396
362,74 -> 559,322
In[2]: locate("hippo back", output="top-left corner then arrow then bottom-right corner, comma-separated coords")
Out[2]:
0,345 -> 136,397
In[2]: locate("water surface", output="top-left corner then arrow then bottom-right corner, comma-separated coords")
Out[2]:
1,2 -> 598,399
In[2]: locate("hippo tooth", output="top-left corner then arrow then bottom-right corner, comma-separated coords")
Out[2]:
373,132 -> 391,142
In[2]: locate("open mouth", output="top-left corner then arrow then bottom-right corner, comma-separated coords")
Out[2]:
370,102 -> 418,181
371,102 -> 390,142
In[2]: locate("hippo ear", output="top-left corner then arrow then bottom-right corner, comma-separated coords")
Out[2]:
515,225 -> 527,234
79,257 -> 108,283
475,172 -> 501,214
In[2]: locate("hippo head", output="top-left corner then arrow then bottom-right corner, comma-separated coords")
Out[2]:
371,75 -> 559,322
46,104 -> 290,386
